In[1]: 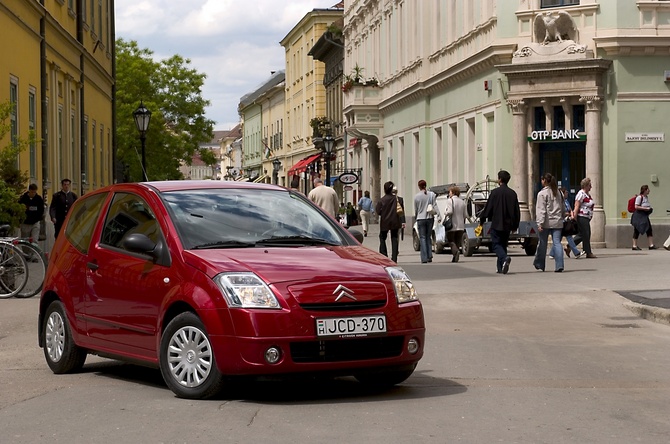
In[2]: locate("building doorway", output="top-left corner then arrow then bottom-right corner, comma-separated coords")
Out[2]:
539,142 -> 585,205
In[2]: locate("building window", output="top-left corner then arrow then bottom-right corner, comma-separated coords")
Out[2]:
541,0 -> 579,7
553,106 -> 565,131
91,121 -> 96,186
573,105 -> 585,132
10,81 -> 18,147
29,90 -> 37,178
90,0 -> 95,33
58,107 -> 64,178
534,107 -> 547,131
82,118 -> 88,185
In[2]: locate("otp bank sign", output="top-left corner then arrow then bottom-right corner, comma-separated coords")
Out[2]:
528,129 -> 582,141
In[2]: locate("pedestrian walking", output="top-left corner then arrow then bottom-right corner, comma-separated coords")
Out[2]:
414,179 -> 438,264
357,190 -> 374,237
18,183 -> 45,241
376,181 -> 404,262
533,173 -> 565,272
307,177 -> 339,218
443,185 -> 468,263
631,184 -> 657,250
572,177 -> 596,258
392,186 -> 406,241
49,178 -> 77,239
558,186 -> 585,259
479,170 -> 520,274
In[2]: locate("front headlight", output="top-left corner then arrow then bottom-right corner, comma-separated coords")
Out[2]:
215,273 -> 280,309
386,266 -> 418,304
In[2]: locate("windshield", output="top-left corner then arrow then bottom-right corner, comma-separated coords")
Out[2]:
162,188 -> 350,249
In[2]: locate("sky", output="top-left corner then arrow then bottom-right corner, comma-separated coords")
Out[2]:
115,0 -> 332,131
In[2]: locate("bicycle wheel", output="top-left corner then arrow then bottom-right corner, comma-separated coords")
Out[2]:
0,242 -> 29,298
15,241 -> 47,298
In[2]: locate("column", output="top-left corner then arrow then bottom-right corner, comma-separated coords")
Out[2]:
580,95 -> 604,246
507,99 -> 531,221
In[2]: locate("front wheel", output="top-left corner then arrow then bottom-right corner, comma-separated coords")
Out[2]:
42,301 -> 87,373
354,363 -> 417,387
159,312 -> 226,399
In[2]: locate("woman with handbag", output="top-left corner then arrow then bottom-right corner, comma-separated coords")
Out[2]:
413,179 -> 438,264
444,185 -> 468,263
533,173 -> 565,272
631,185 -> 657,250
558,187 -> 584,259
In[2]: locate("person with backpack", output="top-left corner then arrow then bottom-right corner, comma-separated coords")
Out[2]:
631,184 -> 657,250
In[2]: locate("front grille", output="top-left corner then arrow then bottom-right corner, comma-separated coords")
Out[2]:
290,336 -> 404,363
299,301 -> 386,311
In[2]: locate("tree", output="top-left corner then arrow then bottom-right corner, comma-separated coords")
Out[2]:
115,39 -> 216,181
0,101 -> 32,228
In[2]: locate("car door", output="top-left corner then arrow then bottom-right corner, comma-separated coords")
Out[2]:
84,191 -> 173,356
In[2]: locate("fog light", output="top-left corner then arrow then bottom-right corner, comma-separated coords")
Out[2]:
407,338 -> 419,355
264,346 -> 282,364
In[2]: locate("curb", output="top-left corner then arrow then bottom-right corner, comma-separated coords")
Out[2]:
623,301 -> 670,326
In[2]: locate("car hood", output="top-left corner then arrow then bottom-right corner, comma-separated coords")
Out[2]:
182,245 -> 395,284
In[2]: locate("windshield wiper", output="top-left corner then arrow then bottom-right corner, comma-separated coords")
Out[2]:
192,240 -> 256,249
256,235 -> 339,246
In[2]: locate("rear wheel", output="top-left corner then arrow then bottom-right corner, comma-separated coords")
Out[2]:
42,301 -> 87,373
159,312 -> 225,399
354,364 -> 417,387
412,231 -> 420,251
463,232 -> 475,257
15,242 -> 47,298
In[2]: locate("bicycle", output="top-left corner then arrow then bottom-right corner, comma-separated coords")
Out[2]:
0,238 -> 29,299
0,224 -> 46,298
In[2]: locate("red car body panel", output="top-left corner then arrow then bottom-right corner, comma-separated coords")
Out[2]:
40,181 -> 425,378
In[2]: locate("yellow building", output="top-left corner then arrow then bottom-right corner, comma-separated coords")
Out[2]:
280,7 -> 342,193
0,0 -> 114,198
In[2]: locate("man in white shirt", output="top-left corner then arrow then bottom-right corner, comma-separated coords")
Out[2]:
308,177 -> 339,218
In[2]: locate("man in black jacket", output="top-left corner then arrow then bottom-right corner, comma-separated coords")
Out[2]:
376,181 -> 405,262
19,183 -> 45,241
479,170 -> 520,274
49,178 -> 78,239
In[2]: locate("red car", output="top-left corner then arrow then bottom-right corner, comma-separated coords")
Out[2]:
38,181 -> 425,399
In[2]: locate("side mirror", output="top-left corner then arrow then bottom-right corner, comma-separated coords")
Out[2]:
123,233 -> 158,258
349,228 -> 364,244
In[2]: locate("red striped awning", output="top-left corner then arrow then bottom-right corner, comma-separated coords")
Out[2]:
287,153 -> 322,176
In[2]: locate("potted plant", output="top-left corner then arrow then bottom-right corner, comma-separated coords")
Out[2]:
309,116 -> 331,137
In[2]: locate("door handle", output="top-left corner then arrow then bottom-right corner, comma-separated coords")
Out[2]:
86,262 -> 99,271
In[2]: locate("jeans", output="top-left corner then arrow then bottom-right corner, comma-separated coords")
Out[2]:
379,229 -> 400,262
534,228 -> 564,271
573,216 -> 592,254
565,235 -> 580,255
417,218 -> 433,263
490,229 -> 510,272
20,222 -> 40,241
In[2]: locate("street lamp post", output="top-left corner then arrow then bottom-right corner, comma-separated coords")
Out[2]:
133,101 -> 152,182
323,135 -> 335,187
272,158 -> 281,185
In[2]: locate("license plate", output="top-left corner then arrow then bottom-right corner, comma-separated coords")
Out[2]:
316,315 -> 386,338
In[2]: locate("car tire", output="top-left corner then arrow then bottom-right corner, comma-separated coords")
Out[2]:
463,232 -> 474,257
42,300 -> 87,374
354,363 -> 417,387
412,231 -> 420,251
159,312 -> 226,399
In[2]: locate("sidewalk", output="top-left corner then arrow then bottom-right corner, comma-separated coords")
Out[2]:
358,221 -> 670,326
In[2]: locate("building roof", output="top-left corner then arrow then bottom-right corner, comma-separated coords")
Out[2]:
238,70 -> 286,110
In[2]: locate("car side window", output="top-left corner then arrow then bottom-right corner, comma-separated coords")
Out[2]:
100,193 -> 162,251
65,192 -> 108,254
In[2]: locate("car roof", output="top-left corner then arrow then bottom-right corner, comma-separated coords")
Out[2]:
84,180 -> 285,196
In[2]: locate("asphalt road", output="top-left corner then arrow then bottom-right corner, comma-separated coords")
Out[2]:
1,228 -> 669,443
